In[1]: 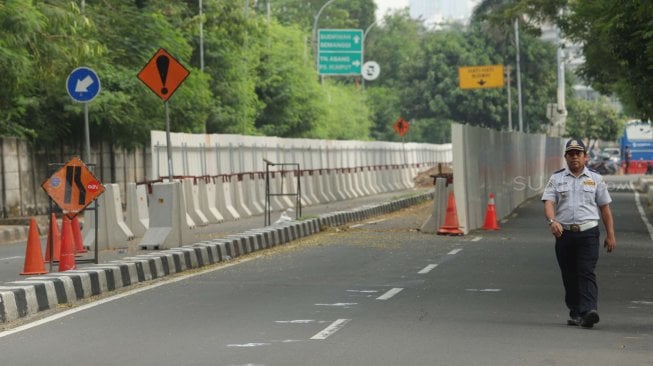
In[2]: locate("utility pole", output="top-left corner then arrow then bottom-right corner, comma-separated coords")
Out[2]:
506,65 -> 512,132
515,18 -> 524,133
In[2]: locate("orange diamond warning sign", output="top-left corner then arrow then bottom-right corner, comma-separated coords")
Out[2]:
137,48 -> 190,102
393,117 -> 410,137
41,156 -> 105,219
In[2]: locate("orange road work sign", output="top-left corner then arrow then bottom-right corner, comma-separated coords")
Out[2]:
393,117 -> 410,136
137,48 -> 190,102
41,156 -> 105,219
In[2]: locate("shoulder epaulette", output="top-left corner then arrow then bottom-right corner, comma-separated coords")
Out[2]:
553,168 -> 565,174
587,168 -> 599,174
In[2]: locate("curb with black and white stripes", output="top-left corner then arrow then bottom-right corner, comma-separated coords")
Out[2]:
0,191 -> 433,324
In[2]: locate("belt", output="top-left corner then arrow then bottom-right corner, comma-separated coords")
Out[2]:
561,221 -> 598,232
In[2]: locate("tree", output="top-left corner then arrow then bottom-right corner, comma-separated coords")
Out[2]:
565,97 -> 624,143
253,21 -> 327,137
562,1 -> 653,120
262,0 -> 376,32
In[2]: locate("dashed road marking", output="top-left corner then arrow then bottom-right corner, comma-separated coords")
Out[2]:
310,319 -> 351,340
376,287 -> 403,300
0,256 -> 22,262
418,264 -> 439,274
447,248 -> 463,255
314,303 -> 357,307
465,288 -> 502,292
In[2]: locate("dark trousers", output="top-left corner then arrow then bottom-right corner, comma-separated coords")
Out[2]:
554,227 -> 600,317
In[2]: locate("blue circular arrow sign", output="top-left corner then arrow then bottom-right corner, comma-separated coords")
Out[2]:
66,67 -> 101,102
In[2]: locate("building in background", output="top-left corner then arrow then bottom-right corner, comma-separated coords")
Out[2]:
409,0 -> 473,27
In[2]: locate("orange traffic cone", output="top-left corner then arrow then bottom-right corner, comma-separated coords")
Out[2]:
20,218 -> 47,275
59,217 -> 77,272
71,216 -> 87,255
482,194 -> 500,230
437,191 -> 464,236
44,213 -> 61,262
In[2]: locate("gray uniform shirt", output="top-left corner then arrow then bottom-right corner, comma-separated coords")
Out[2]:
541,166 -> 612,225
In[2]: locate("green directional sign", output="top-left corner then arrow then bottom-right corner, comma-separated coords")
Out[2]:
318,29 -> 363,76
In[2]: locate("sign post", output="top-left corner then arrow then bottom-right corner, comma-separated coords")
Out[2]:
318,29 -> 363,76
137,48 -> 190,180
66,67 -> 101,162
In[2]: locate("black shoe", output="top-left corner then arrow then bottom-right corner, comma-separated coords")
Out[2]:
567,316 -> 582,326
580,310 -> 600,328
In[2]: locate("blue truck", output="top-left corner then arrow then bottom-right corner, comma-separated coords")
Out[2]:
619,120 -> 653,174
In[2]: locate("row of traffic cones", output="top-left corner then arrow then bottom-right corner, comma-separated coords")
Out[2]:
21,214 -> 85,275
436,191 -> 499,235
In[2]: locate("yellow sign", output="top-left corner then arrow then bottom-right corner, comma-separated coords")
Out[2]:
458,65 -> 504,89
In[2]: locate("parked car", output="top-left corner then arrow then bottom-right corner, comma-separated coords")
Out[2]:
602,147 -> 621,165
589,152 -> 618,175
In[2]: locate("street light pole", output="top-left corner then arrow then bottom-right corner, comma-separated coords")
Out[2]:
515,18 -> 524,132
199,0 -> 204,72
312,0 -> 337,73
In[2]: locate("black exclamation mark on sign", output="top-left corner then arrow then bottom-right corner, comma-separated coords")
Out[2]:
156,55 -> 170,95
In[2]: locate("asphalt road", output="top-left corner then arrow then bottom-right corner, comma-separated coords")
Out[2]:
0,179 -> 651,365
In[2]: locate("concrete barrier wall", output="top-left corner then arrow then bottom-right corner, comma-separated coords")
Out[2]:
150,131 -> 452,179
452,123 -> 565,233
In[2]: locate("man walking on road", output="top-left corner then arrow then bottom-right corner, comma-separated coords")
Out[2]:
541,138 -> 617,328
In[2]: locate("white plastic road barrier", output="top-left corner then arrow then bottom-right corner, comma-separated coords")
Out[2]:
355,169 -> 370,197
243,174 -> 264,215
322,171 -> 338,202
329,171 -> 346,201
125,182 -> 149,237
176,181 -> 196,229
215,176 -> 240,221
139,181 -> 193,250
369,167 -> 382,194
300,171 -> 318,206
198,179 -> 224,224
254,173 -> 267,212
343,169 -> 358,198
231,175 -> 253,218
274,172 -> 294,208
420,177 -> 447,233
83,183 -> 134,250
182,179 -> 208,227
283,171 -> 300,207
312,171 -> 330,203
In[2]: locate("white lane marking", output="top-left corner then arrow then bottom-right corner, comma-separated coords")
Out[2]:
376,287 -> 403,300
631,300 -> 653,306
470,236 -> 482,242
466,288 -> 502,292
310,319 -> 351,340
345,289 -> 379,293
227,343 -> 270,348
367,219 -> 386,225
631,182 -> 653,241
275,320 -> 324,324
349,224 -> 364,228
0,254 -> 259,338
0,256 -> 22,262
314,303 -> 357,307
418,264 -> 439,274
447,248 -> 463,255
